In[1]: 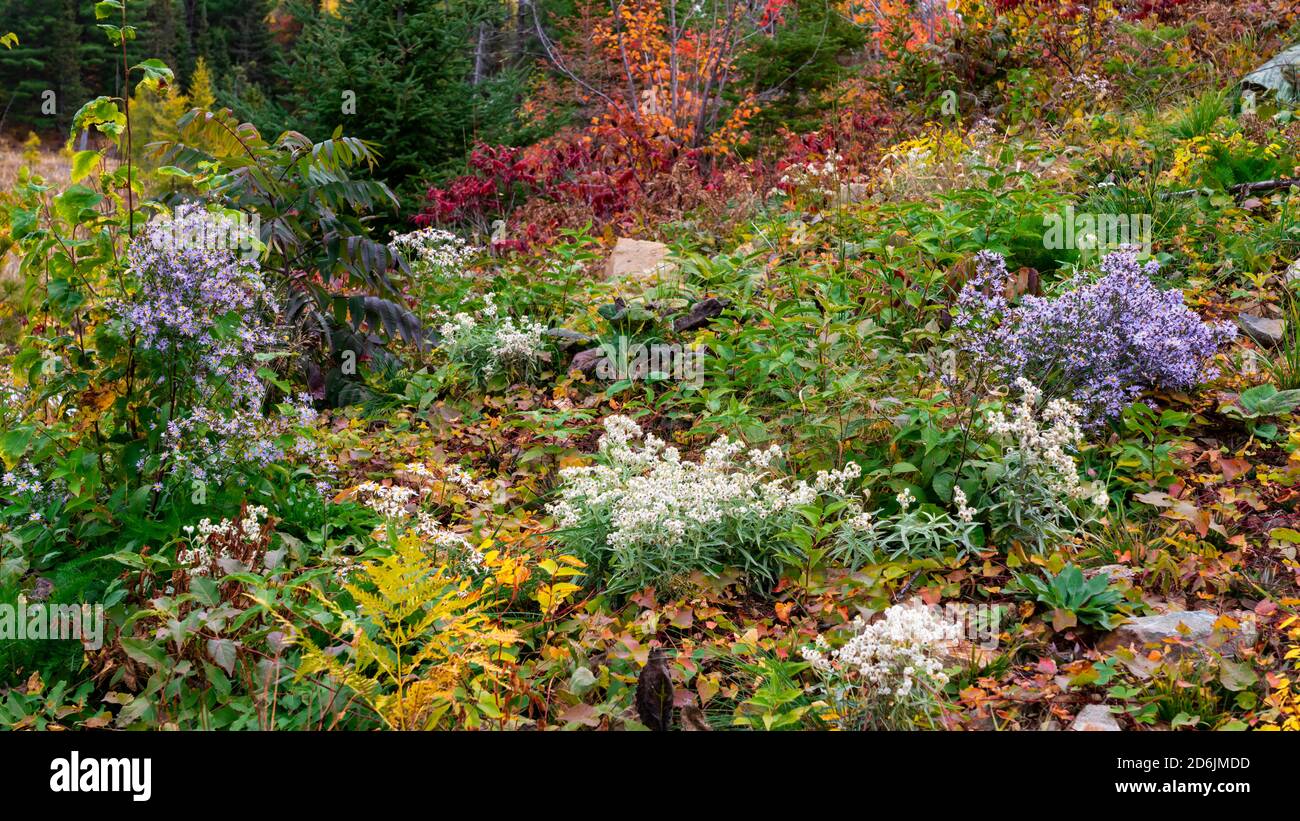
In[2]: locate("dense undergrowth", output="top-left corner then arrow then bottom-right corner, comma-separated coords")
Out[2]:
2,0 -> 1300,731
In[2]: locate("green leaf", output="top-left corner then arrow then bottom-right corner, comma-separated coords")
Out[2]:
1269,527 -> 1300,544
1238,384 -> 1300,417
70,150 -> 102,183
131,58 -> 174,91
0,427 -> 33,461
931,471 -> 955,502
101,549 -> 148,569
93,0 -> 123,20
71,97 -> 125,140
203,662 -> 232,697
53,184 -> 104,224
190,576 -> 221,607
207,638 -> 238,675
1170,712 -> 1201,729
119,637 -> 167,669
1218,659 -> 1258,692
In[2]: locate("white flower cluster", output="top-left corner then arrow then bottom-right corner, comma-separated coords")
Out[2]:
389,226 -> 477,278
488,316 -> 549,368
547,415 -> 861,552
875,128 -> 996,200
777,152 -> 845,198
354,481 -> 419,519
400,461 -> 491,500
435,293 -> 548,380
801,599 -> 960,699
413,516 -> 485,572
1072,72 -> 1112,100
953,486 -> 977,523
329,554 -> 357,583
177,506 -> 269,578
987,379 -> 1107,508
844,491 -> 876,532
185,505 -> 269,541
875,143 -> 935,199
896,487 -> 916,511
351,471 -> 485,572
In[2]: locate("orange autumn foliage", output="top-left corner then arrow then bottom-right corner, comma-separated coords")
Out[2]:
587,0 -> 779,153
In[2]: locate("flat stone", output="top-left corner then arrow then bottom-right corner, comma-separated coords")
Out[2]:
672,297 -> 730,334
1085,564 -> 1136,583
604,238 -> 677,286
570,347 -> 606,375
1238,313 -> 1285,347
1101,610 -> 1219,651
544,328 -> 595,349
1071,704 -> 1121,731
1099,610 -> 1254,676
1286,259 -> 1300,282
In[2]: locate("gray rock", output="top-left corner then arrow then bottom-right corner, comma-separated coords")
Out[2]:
604,238 -> 678,286
1242,43 -> 1300,101
1070,704 -> 1121,731
1084,564 -> 1136,583
570,347 -> 607,375
1101,610 -> 1219,652
1238,313 -> 1285,347
544,328 -> 596,351
1099,610 -> 1254,676
672,297 -> 731,334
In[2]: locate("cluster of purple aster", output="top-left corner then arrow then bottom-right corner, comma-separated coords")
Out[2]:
118,204 -> 317,480
124,205 -> 277,352
952,249 -> 1236,424
1,462 -> 64,523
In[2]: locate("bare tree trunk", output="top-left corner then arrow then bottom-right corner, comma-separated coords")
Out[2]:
515,0 -> 533,64
472,21 -> 490,85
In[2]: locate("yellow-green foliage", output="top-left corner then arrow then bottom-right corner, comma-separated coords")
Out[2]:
127,57 -> 221,195
188,57 -> 216,111
287,541 -> 519,730
129,82 -> 189,174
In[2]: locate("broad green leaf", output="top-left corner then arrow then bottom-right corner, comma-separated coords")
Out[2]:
70,150 -> 102,183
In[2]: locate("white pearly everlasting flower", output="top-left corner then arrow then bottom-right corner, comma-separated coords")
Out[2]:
433,292 -> 548,383
414,513 -> 485,572
176,505 -> 269,577
354,481 -> 419,519
401,461 -> 491,499
802,599 -> 960,703
953,486 -> 977,523
986,378 -> 1093,503
896,487 -> 915,512
547,415 -> 861,554
389,226 -> 477,277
